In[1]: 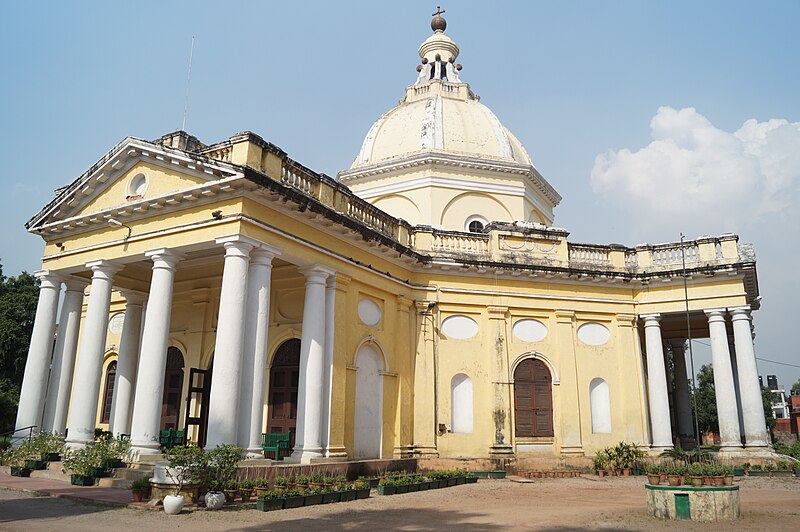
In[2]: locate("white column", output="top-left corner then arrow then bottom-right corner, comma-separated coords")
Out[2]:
205,237 -> 254,450
728,336 -> 745,440
66,261 -> 120,449
669,340 -> 694,445
42,279 -> 86,434
642,314 -> 673,450
705,309 -> 742,451
730,307 -> 770,448
109,291 -> 146,437
291,264 -> 333,460
238,246 -> 279,458
15,271 -> 62,437
321,275 -> 336,456
129,250 -> 180,455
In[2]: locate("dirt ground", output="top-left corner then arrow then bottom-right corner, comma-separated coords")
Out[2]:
1,476 -> 798,531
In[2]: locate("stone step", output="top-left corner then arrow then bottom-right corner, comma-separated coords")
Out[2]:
113,468 -> 153,481
97,477 -> 134,489
31,469 -> 72,483
47,461 -> 64,471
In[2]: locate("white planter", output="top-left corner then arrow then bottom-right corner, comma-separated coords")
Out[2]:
205,491 -> 225,510
163,494 -> 185,515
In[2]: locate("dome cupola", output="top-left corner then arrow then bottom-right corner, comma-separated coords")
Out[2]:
338,11 -> 561,231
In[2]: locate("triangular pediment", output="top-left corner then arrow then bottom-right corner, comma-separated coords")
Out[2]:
27,137 -> 241,231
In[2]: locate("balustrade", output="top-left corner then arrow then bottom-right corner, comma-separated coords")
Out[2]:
432,233 -> 489,254
568,245 -> 610,265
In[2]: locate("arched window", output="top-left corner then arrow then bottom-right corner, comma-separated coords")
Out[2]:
513,358 -> 553,437
465,215 -> 488,233
589,378 -> 611,434
451,374 -> 473,433
100,360 -> 117,424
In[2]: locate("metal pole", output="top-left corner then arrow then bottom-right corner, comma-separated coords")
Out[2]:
681,233 -> 701,449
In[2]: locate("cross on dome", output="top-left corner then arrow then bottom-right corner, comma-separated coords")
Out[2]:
431,6 -> 447,32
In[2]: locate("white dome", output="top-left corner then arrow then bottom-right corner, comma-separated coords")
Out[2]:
351,94 -> 532,169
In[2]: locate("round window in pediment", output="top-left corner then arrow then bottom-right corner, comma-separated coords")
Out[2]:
128,173 -> 148,198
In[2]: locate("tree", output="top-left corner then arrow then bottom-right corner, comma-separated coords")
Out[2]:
693,364 -> 718,434
0,260 -> 39,433
692,363 -> 776,440
0,262 -> 39,385
762,385 -> 776,432
792,379 -> 800,392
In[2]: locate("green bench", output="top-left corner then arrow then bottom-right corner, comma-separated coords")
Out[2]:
159,428 -> 185,450
261,431 -> 292,460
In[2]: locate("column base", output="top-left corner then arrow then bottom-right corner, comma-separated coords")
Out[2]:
393,445 -> 415,459
291,446 -> 323,461
245,448 -> 266,460
65,438 -> 91,451
718,446 -> 745,454
649,444 -> 674,454
325,445 -> 348,458
490,444 -> 514,456
129,442 -> 163,456
412,445 -> 439,457
559,445 -> 584,457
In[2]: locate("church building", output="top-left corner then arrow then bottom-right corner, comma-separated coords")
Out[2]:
15,13 -> 770,462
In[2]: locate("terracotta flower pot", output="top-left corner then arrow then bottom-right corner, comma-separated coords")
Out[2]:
689,476 -> 703,487
666,475 -> 681,487
647,474 -> 661,485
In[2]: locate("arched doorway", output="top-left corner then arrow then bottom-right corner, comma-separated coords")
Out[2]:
160,347 -> 185,430
513,358 -> 553,437
267,339 -> 300,447
353,344 -> 383,459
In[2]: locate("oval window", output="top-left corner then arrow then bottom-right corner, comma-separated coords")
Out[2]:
512,319 -> 547,343
358,299 -> 382,326
441,315 -> 479,340
129,173 -> 148,197
577,322 -> 611,346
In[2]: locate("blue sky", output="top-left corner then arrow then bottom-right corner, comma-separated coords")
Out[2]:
1,1 -> 798,388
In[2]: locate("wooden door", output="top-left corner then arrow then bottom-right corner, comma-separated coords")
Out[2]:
184,367 -> 211,447
160,347 -> 185,430
513,358 -> 553,437
267,339 -> 300,448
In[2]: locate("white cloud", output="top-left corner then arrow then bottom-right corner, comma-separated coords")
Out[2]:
590,106 -> 800,237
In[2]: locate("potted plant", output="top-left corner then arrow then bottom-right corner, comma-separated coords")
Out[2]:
130,476 -> 151,502
773,460 -> 793,478
378,477 -> 397,495
282,487 -> 305,509
339,483 -> 358,502
38,432 -> 65,462
205,480 -> 226,510
5,448 -> 33,477
322,485 -> 341,504
63,447 -> 96,486
666,462 -> 684,487
164,444 -> 204,515
254,477 -> 271,498
257,489 -> 285,511
354,479 -> 371,499
203,444 -> 243,510
687,462 -> 704,487
239,479 -> 254,502
223,479 -> 239,503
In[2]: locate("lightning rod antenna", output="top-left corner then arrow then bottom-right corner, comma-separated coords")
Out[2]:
181,36 -> 195,132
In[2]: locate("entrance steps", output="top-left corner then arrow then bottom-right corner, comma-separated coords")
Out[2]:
26,461 -> 155,489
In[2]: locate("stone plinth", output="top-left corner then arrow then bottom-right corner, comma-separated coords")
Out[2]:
646,484 -> 739,521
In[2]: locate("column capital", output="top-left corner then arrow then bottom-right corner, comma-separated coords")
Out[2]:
640,313 -> 661,326
85,260 -> 122,279
215,234 -> 262,249
119,290 -> 148,306
33,270 -> 63,289
250,243 -> 281,264
396,295 -> 413,313
704,308 -> 727,322
298,264 -> 334,284
144,248 -> 182,271
63,276 -> 89,292
414,300 -> 435,313
729,306 -> 752,320
616,313 -> 636,327
555,309 -> 575,323
487,306 -> 508,319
